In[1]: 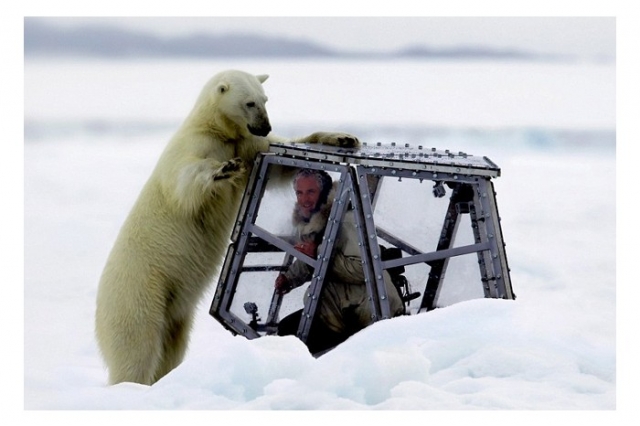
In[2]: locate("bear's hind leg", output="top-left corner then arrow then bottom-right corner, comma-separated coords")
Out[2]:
152,312 -> 193,384
104,322 -> 165,386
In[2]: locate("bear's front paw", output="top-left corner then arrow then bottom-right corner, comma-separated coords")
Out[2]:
212,158 -> 246,181
334,134 -> 360,148
308,131 -> 360,148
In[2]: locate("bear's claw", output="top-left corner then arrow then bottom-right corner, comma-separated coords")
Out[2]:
213,158 -> 246,181
336,135 -> 359,148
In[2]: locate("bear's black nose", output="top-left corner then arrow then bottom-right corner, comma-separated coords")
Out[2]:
248,122 -> 271,137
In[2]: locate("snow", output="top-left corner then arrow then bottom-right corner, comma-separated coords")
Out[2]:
20,58 -> 625,419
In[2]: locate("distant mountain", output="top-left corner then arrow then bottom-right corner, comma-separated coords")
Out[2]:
23,19 -> 550,61
24,19 -> 338,58
395,45 -> 537,60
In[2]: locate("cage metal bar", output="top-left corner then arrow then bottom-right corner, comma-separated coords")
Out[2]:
268,143 -> 501,178
418,184 -> 465,312
475,178 -> 514,300
468,198 -> 493,299
383,241 -> 491,270
210,154 -> 273,324
348,167 -> 384,320
265,252 -> 295,331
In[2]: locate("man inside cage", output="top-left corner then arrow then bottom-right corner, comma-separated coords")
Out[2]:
274,168 -> 404,354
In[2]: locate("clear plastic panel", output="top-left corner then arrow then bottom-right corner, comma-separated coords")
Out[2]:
434,213 -> 484,307
434,252 -> 484,307
373,176 -> 451,252
228,266 -> 309,336
372,176 -> 485,310
253,164 -> 297,237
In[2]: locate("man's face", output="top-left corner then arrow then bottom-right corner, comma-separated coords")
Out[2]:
295,175 -> 321,219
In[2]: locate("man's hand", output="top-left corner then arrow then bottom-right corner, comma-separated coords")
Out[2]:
294,241 -> 318,258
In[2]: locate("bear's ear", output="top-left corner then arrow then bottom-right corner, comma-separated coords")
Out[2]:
216,83 -> 229,94
256,74 -> 269,84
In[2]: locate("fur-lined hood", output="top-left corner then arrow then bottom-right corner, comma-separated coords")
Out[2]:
291,182 -> 338,244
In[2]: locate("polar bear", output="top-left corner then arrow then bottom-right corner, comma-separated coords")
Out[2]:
95,69 -> 359,385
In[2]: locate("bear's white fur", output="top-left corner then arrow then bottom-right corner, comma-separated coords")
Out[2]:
95,69 -> 358,385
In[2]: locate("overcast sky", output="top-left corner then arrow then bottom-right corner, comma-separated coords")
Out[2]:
43,16 -> 615,60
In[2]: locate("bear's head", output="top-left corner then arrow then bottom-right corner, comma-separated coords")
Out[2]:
196,70 -> 272,138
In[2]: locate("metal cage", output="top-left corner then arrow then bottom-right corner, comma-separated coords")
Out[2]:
210,142 -> 514,350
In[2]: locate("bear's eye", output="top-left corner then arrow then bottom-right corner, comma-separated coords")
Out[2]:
246,101 -> 256,108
